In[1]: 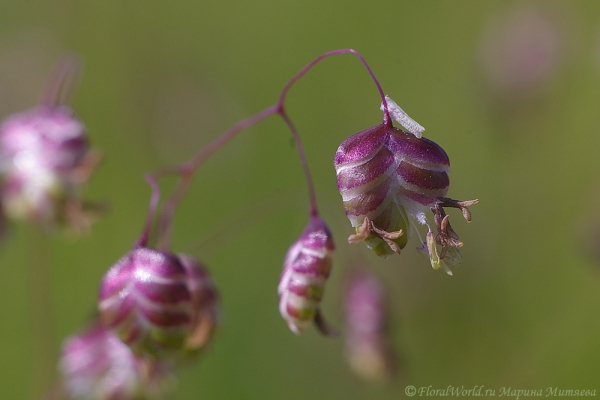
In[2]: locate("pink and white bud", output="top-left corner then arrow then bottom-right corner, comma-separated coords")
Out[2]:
177,254 -> 220,353
0,106 -> 88,172
0,105 -> 91,223
0,104 -> 99,228
278,215 -> 335,335
60,320 -> 173,400
98,247 -> 194,358
344,270 -> 395,383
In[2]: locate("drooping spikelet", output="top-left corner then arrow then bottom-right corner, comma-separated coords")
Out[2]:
278,215 -> 335,335
177,254 -> 220,354
344,270 -> 396,383
98,247 -> 193,357
387,125 -> 450,211
334,124 -> 408,257
0,105 -> 97,227
0,57 -> 101,231
60,320 -> 173,400
334,123 -> 450,257
335,97 -> 477,274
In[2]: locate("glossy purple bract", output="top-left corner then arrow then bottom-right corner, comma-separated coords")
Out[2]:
177,254 -> 220,353
334,124 -> 450,257
98,247 -> 193,357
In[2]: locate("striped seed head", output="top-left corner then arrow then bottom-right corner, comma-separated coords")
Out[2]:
0,106 -> 89,173
177,254 -> 220,354
278,215 -> 335,335
387,127 -> 450,210
335,96 -> 478,274
0,106 -> 92,224
98,247 -> 194,358
334,122 -> 450,257
0,104 -> 101,230
344,270 -> 395,382
60,320 -> 173,400
334,124 -> 409,257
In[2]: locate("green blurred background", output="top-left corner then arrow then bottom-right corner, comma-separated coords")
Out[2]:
2,1 -> 600,399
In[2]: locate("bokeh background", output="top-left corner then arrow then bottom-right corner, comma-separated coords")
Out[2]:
2,1 -> 600,399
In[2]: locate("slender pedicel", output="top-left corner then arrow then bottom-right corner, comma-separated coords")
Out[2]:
136,174 -> 161,248
155,49 -> 390,249
39,55 -> 81,108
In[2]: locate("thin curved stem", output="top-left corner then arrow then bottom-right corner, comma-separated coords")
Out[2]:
278,110 -> 318,217
278,49 -> 391,126
156,106 -> 278,250
27,225 -> 56,400
39,55 -> 81,108
136,174 -> 161,248
156,49 -> 388,248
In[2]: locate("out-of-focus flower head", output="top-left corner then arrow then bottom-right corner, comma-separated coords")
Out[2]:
478,3 -> 569,104
98,247 -> 196,359
98,176 -> 220,360
59,319 -> 174,400
278,214 -> 337,335
0,56 -> 101,231
177,253 -> 220,356
334,96 -> 477,274
344,269 -> 396,383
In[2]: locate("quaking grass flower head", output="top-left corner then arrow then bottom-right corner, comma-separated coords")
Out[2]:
278,214 -> 337,336
0,105 -> 88,173
98,249 -> 221,361
177,254 -> 220,355
0,57 -> 100,231
98,247 -> 196,358
98,176 -> 220,360
344,269 -> 396,383
334,96 -> 478,274
59,319 -> 173,400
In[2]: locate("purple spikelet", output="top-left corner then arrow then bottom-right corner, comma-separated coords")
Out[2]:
177,254 -> 220,353
344,270 -> 396,382
59,320 -> 173,399
388,126 -> 450,209
0,106 -> 89,172
335,96 -> 477,273
335,124 -> 406,257
98,247 -> 194,357
0,58 -> 101,230
0,106 -> 96,226
278,215 -> 335,335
